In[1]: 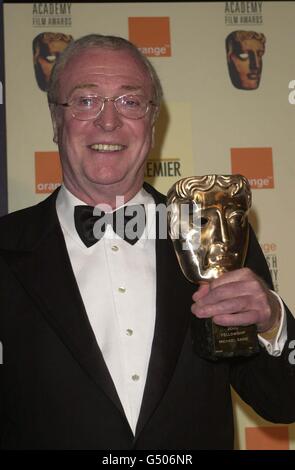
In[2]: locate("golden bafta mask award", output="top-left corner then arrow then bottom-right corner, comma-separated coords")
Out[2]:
167,174 -> 259,360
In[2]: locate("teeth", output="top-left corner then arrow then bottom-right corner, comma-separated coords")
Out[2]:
90,144 -> 125,151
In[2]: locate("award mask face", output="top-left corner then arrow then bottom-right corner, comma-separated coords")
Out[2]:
167,175 -> 251,283
33,32 -> 73,92
226,31 -> 266,90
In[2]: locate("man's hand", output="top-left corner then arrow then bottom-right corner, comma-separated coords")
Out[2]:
191,267 -> 281,334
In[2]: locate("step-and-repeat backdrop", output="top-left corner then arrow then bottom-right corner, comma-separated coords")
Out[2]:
1,1 -> 295,449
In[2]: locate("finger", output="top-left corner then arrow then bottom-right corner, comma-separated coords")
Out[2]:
209,267 -> 255,289
196,280 -> 261,307
192,295 -> 256,318
192,283 -> 210,301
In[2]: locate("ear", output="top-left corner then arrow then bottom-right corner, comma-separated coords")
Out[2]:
150,104 -> 160,149
49,104 -> 59,144
151,124 -> 156,149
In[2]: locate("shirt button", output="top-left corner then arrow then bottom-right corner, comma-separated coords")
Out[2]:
111,245 -> 119,252
126,329 -> 133,336
118,287 -> 126,293
132,374 -> 140,382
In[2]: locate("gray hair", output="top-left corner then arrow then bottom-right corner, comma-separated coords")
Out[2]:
47,33 -> 163,107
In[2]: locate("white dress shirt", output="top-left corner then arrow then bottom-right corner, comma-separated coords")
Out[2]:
56,185 -> 157,434
56,184 -> 287,434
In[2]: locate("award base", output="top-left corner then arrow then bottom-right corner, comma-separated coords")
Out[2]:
192,318 -> 260,361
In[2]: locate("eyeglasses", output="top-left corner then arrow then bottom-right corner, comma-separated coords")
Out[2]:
52,93 -> 157,121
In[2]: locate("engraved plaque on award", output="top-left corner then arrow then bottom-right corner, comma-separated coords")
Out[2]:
167,174 -> 259,360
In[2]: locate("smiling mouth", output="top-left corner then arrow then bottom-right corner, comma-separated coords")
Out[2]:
88,144 -> 127,152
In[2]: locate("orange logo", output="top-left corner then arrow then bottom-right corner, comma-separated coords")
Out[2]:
231,147 -> 274,189
245,426 -> 289,450
35,151 -> 62,194
128,17 -> 171,57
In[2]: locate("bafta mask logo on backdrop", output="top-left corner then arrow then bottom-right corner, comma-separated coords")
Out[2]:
33,32 -> 73,92
226,30 -> 266,90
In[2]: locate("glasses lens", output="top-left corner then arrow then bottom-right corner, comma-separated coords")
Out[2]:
72,95 -> 103,120
116,95 -> 148,119
69,94 -> 150,120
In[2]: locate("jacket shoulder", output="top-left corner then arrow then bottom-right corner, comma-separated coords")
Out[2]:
0,190 -> 59,250
0,204 -> 38,241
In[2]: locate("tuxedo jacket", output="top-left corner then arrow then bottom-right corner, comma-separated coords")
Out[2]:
0,184 -> 295,450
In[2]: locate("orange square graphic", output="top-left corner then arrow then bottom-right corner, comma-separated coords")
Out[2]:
35,151 -> 62,194
231,147 -> 274,189
128,17 -> 171,57
245,426 -> 289,450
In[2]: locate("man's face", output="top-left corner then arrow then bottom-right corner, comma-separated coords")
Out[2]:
170,187 -> 249,282
228,38 -> 265,90
52,48 -> 156,202
34,34 -> 72,91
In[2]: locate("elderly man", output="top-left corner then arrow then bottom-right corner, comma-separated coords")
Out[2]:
0,34 -> 294,450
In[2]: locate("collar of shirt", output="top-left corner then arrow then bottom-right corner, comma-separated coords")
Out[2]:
56,184 -> 156,249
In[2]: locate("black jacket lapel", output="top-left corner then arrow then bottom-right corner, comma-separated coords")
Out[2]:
0,190 -> 127,421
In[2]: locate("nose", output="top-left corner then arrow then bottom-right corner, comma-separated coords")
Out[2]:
93,99 -> 123,132
248,51 -> 259,71
212,211 -> 230,245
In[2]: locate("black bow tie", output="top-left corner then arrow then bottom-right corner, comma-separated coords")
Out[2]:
74,204 -> 146,247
